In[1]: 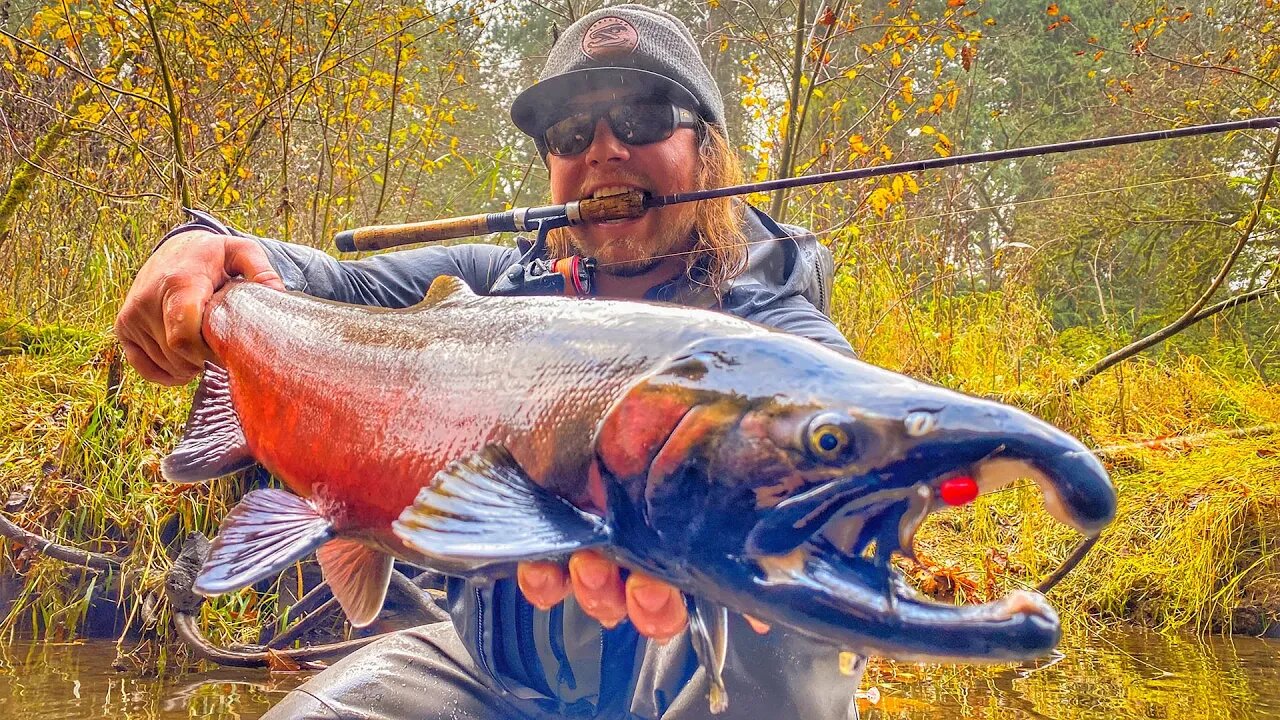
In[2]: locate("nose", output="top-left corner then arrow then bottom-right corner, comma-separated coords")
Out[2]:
583,117 -> 631,165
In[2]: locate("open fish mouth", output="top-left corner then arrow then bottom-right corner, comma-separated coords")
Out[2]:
741,424 -> 1115,663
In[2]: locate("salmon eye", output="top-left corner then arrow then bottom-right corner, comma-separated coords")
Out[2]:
805,413 -> 854,463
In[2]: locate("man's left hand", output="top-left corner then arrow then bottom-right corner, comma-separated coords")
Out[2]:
517,552 -> 688,640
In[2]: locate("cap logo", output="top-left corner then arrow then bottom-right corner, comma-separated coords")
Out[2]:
582,17 -> 639,58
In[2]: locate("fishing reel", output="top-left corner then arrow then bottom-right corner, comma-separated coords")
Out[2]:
487,216 -> 597,297
489,255 -> 597,297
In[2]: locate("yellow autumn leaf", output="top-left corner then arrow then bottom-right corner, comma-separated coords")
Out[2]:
868,187 -> 895,216
904,175 -> 920,194
891,51 -> 903,67
892,176 -> 905,197
943,41 -> 956,59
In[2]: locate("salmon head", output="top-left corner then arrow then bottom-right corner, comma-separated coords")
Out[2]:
394,331 -> 1116,666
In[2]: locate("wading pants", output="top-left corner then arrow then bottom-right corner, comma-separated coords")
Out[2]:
261,620 -> 862,720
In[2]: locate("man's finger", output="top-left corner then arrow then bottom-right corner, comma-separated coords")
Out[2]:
224,238 -> 285,290
127,319 -> 198,385
160,274 -> 216,370
625,573 -> 687,641
119,337 -> 180,386
568,550 -> 627,628
518,561 -> 571,610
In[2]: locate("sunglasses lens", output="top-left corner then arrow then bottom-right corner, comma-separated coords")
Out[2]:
543,102 -> 684,156
544,112 -> 596,156
606,102 -> 676,145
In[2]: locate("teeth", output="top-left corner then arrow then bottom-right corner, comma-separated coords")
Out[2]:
823,513 -> 866,554
994,590 -> 1057,622
896,485 -> 933,561
591,185 -> 636,199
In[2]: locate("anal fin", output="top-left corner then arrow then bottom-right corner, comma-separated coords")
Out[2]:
393,445 -> 610,573
316,539 -> 393,628
162,362 -> 256,482
195,489 -> 333,595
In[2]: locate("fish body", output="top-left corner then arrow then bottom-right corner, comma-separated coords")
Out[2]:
164,277 -> 1116,711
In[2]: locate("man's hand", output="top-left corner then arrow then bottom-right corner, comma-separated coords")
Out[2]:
115,230 -> 284,385
518,552 -> 688,640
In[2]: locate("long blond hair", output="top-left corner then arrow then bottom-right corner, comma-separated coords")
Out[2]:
548,122 -> 748,292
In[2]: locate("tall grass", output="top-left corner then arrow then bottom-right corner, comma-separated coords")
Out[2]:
833,254 -> 1280,635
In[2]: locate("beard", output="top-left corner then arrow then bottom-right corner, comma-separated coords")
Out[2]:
570,203 -> 699,278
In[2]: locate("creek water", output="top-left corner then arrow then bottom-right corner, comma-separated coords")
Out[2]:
0,629 -> 1276,719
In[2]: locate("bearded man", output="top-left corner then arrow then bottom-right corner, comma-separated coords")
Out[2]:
116,5 -> 856,718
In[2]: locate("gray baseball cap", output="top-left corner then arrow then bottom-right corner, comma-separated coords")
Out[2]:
511,5 -> 726,147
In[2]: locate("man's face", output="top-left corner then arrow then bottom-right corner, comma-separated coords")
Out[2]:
547,88 -> 701,277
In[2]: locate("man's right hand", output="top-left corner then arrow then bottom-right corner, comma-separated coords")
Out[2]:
115,230 -> 285,385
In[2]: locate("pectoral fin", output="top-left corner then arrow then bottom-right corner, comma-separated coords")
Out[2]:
316,539 -> 393,628
162,362 -> 256,483
688,598 -> 730,715
393,445 -> 611,572
195,489 -> 334,595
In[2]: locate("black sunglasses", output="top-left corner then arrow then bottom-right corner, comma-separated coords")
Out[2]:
543,101 -> 698,156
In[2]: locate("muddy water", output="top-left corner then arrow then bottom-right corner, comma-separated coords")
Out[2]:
0,630 -> 1276,719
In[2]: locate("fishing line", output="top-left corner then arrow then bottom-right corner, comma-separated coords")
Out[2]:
1070,422 -> 1280,457
594,159 -> 1280,269
975,422 -> 1279,500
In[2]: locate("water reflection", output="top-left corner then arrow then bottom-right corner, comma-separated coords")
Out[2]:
0,630 -> 1275,719
0,641 -> 308,719
860,629 -> 1280,719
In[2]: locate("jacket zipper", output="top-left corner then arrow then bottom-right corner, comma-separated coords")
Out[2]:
814,249 -> 828,314
474,586 -> 494,678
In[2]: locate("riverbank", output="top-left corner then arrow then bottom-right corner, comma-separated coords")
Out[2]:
1,280 -> 1277,654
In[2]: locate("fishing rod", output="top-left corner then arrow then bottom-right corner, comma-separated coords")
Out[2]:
335,115 -> 1280,257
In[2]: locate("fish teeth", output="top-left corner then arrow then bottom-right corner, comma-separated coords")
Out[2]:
823,512 -> 866,555
896,485 -> 933,562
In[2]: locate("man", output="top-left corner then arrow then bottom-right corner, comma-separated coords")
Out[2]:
116,5 -> 857,718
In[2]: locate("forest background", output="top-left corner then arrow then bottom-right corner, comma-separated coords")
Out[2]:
0,0 -> 1277,670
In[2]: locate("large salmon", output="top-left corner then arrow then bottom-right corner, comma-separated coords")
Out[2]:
164,278 -> 1115,711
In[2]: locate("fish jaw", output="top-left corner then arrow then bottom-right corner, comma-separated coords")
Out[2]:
719,542 -> 1061,662
922,397 -> 1117,536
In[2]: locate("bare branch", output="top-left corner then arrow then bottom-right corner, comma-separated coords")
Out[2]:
1073,129 -> 1280,388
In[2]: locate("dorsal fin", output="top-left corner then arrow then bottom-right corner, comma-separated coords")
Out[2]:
418,275 -> 477,307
